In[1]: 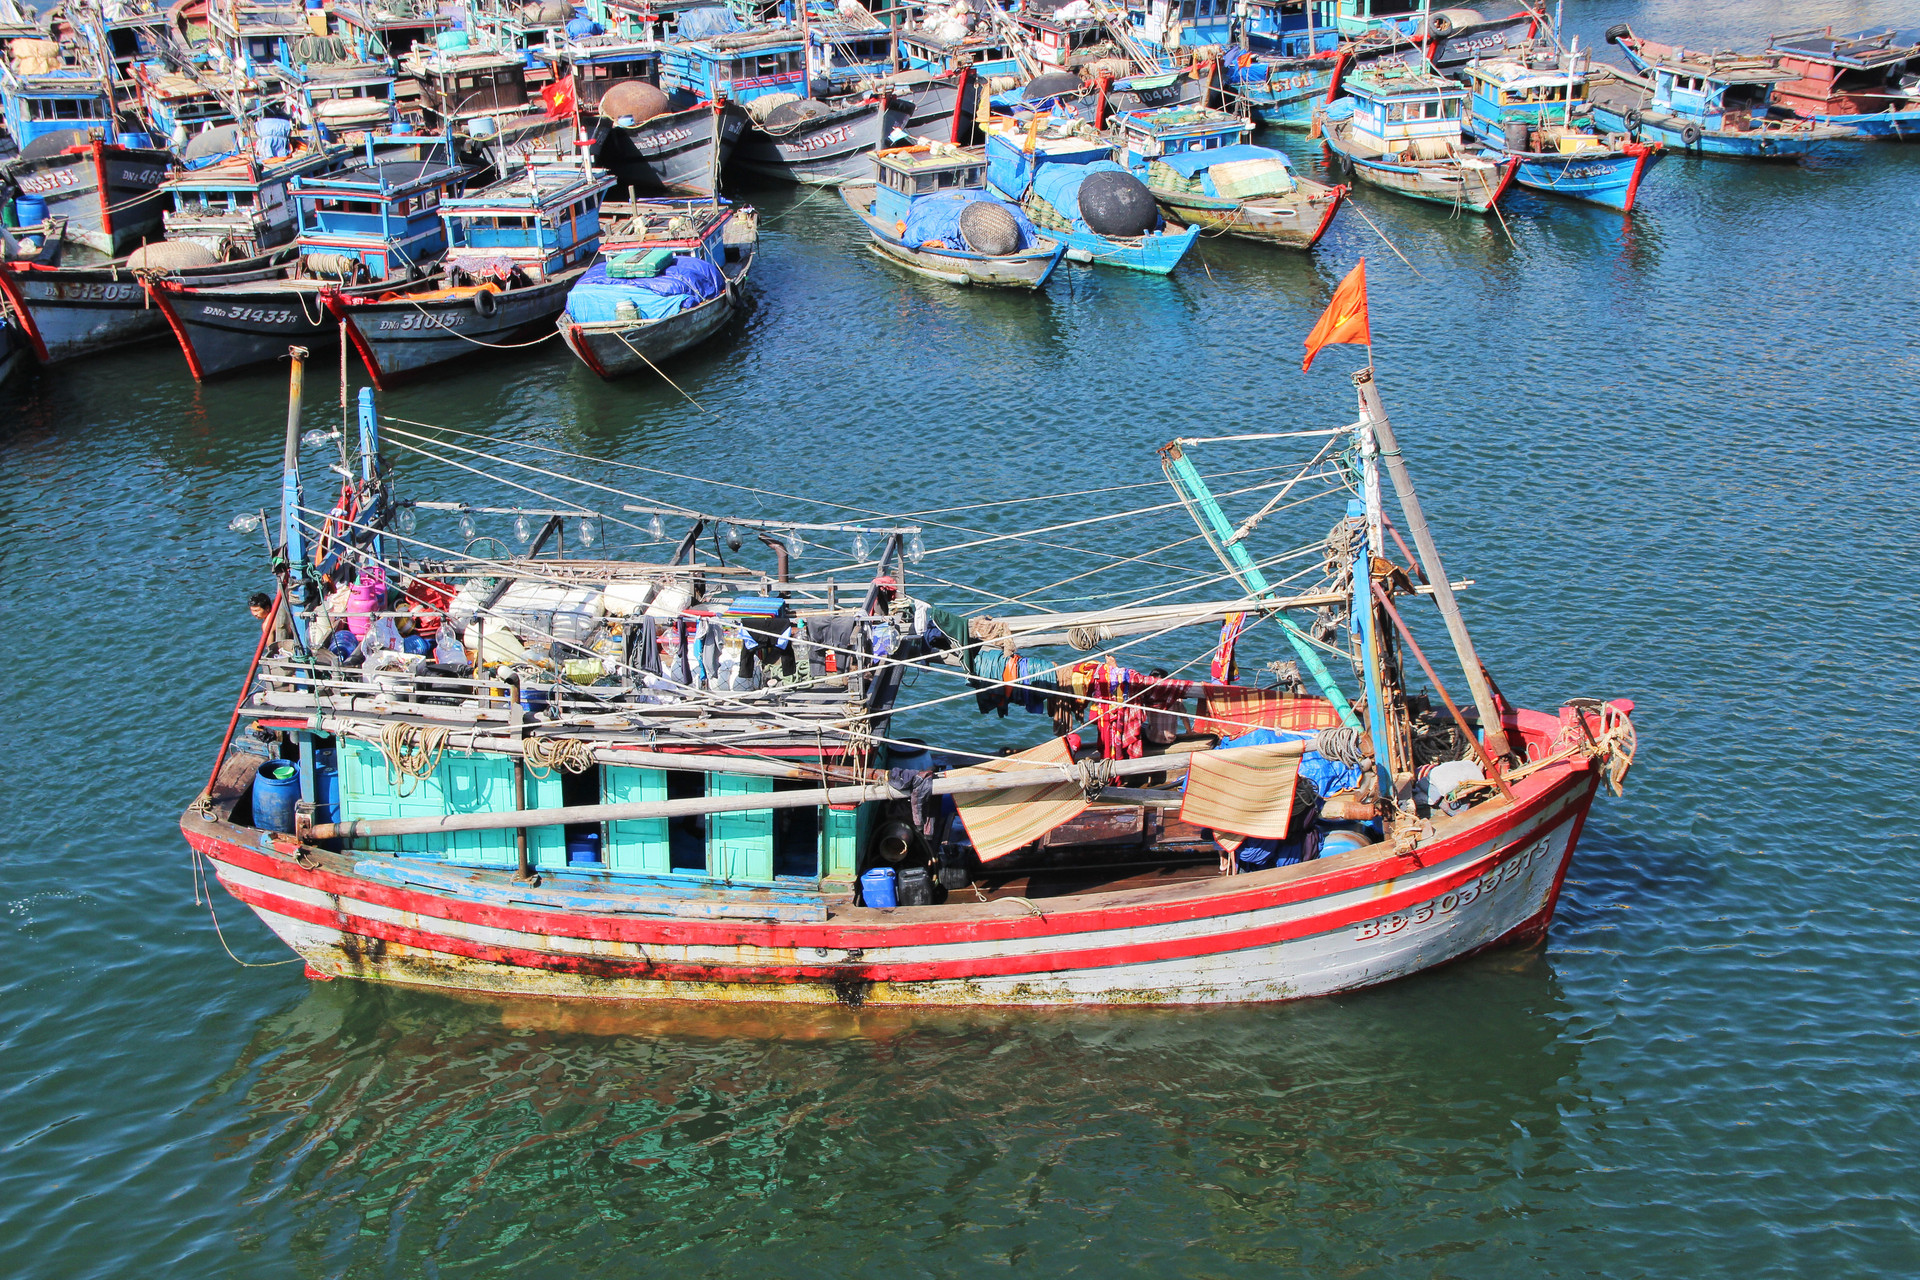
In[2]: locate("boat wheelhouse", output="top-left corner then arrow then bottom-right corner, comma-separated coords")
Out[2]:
1765,26 -> 1920,140
283,60 -> 401,137
131,62 -> 264,144
1462,46 -> 1657,213
1229,0 -> 1342,130
840,142 -> 1064,288
148,141 -> 470,379
1592,26 -> 1859,160
160,136 -> 355,256
181,353 -> 1636,1007
1113,104 -> 1346,249
808,16 -> 976,145
533,36 -> 743,196
330,162 -> 615,386
408,43 -> 534,127
331,1 -> 457,63
557,196 -> 756,378
1317,62 -> 1515,214
207,0 -> 313,77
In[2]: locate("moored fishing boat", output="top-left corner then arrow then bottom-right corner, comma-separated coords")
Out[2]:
328,162 -> 613,386
180,288 -> 1636,1006
1763,26 -> 1920,141
1316,63 -> 1516,214
148,139 -> 468,378
555,196 -> 755,379
1462,43 -> 1658,213
982,113 -> 1198,273
1591,25 -> 1859,160
1112,103 -> 1346,249
531,38 -> 741,196
839,142 -> 1064,288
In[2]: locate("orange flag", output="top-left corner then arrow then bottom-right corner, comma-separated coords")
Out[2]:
1301,258 -> 1371,372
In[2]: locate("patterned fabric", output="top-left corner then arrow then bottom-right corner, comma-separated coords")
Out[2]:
1178,743 -> 1303,839
951,737 -> 1088,863
1192,689 -> 1344,738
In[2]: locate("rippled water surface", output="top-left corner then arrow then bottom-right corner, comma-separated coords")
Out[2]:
3,2 -> 1916,1275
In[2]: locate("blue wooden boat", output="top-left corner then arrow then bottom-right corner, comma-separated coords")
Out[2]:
529,36 -> 741,196
1316,64 -> 1516,214
982,115 -> 1198,274
330,162 -> 615,387
149,136 -> 470,379
1462,45 -> 1658,213
840,143 -> 1064,288
1766,26 -> 1920,141
1113,105 -> 1346,249
1591,26 -> 1858,160
1227,0 -> 1339,131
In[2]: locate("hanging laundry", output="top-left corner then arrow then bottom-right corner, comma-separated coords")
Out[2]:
1212,611 -> 1248,684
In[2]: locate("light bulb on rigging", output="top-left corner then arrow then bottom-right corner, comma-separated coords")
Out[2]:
647,514 -> 665,540
785,529 -> 804,560
513,514 -> 532,544
853,532 -> 870,562
907,532 -> 925,563
396,505 -> 417,534
458,513 -> 477,540
578,517 -> 597,549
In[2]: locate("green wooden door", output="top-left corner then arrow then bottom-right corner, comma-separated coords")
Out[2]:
707,773 -> 773,883
603,766 -> 668,874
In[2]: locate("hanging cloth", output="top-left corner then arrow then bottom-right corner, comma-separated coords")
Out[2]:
1211,611 -> 1248,684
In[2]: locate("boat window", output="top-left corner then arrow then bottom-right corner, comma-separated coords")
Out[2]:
1444,99 -> 1460,117
457,76 -> 476,91
1386,103 -> 1405,121
966,165 -> 983,184
1423,100 -> 1441,119
1180,1 -> 1196,17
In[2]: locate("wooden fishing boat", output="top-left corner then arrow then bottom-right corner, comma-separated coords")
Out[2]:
1763,26 -> 1920,141
555,197 -> 755,379
1462,45 -> 1658,213
1113,104 -> 1346,250
148,143 -> 468,378
1591,26 -> 1859,160
840,143 -> 1064,288
1317,64 -> 1516,214
982,115 -> 1199,274
0,307 -> 27,387
180,324 -> 1636,1007
328,163 -> 613,386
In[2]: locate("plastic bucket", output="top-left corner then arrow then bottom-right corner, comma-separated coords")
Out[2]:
13,194 -> 48,228
252,760 -> 300,834
859,866 -> 898,908
566,829 -> 603,865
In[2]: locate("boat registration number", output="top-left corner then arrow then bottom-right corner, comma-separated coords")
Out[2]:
377,312 -> 462,330
1561,164 -> 1614,178
638,127 -> 692,152
17,170 -> 78,194
1351,837 -> 1555,940
789,124 -> 853,154
52,282 -> 140,302
200,305 -> 295,324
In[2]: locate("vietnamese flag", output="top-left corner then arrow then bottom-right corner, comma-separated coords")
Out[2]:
1301,258 -> 1371,372
542,77 -> 577,119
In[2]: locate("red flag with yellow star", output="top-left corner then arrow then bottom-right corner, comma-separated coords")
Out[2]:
1302,259 -> 1370,372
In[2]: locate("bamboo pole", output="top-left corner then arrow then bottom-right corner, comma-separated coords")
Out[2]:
307,743 -> 1305,842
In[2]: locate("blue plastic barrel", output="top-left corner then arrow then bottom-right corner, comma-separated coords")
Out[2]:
566,829 -> 603,865
252,760 -> 300,833
313,749 -> 340,826
402,634 -> 433,656
14,194 -> 48,229
860,866 -> 898,908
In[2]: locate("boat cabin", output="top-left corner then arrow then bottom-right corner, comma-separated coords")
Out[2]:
1112,103 -> 1250,162
284,62 -> 400,136
1464,52 -> 1591,128
1125,0 -> 1236,58
1015,10 -> 1114,73
535,42 -> 664,112
1,66 -> 123,149
133,63 -> 260,142
207,0 -> 311,76
869,144 -> 988,223
289,148 -> 469,280
1766,27 -> 1920,119
160,140 -> 351,256
1241,0 -> 1342,57
410,48 -> 532,125
332,2 -> 457,62
439,164 -> 615,282
658,29 -> 807,106
808,18 -> 898,86
1337,64 -> 1468,159
1636,48 -> 1795,129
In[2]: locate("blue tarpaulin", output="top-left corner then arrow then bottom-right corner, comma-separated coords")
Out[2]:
899,193 -> 1036,252
1031,159 -> 1132,227
1154,144 -> 1289,178
678,6 -> 745,40
565,256 -> 727,325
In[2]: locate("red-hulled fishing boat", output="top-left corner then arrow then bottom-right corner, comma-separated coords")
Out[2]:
180,286 -> 1634,1007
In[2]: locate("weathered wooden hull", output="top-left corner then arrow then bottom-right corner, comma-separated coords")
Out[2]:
594,104 -> 745,196
3,141 -> 170,254
731,100 -> 891,186
0,245 -> 298,364
331,268 -> 585,388
1321,121 -> 1516,213
1508,145 -> 1656,213
840,185 -> 1063,288
556,267 -> 744,379
149,278 -> 341,379
182,731 -> 1604,1008
883,75 -> 973,144
1589,104 -> 1858,160
1229,63 -> 1333,131
1150,181 -> 1346,250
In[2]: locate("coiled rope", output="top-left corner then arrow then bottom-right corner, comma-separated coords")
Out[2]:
1313,726 -> 1371,768
524,734 -> 595,778
380,722 -> 448,796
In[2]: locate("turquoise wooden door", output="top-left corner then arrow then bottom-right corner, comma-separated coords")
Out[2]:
440,752 -> 519,867
707,774 -> 773,883
603,766 -> 668,874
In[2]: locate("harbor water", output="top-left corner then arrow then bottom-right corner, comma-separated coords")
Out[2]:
2,1 -> 1915,1274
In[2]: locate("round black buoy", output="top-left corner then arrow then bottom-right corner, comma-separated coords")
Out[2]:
1077,169 -> 1159,237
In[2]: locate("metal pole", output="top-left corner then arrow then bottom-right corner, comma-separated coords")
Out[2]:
1351,366 -> 1510,760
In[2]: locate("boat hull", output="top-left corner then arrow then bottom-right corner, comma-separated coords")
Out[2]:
1793,108 -> 1918,140
3,141 -> 170,255
1149,181 -> 1345,249
331,269 -> 585,388
731,100 -> 890,186
1228,63 -> 1333,130
150,277 -> 394,380
594,103 -> 745,196
840,185 -> 1063,288
1589,105 -> 1857,160
1321,120 -> 1516,213
556,260 -> 746,378
1508,145 -> 1655,212
0,245 -> 299,363
182,746 -> 1603,1007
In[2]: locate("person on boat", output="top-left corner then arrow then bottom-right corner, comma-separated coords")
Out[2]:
249,591 -> 295,646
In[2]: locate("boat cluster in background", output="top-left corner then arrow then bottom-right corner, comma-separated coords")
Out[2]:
3,0 -> 1915,387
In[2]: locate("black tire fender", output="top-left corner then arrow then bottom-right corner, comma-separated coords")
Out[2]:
473,288 -> 497,318
1429,14 -> 1456,38
1625,108 -> 1642,131
1604,23 -> 1633,46
1680,123 -> 1702,146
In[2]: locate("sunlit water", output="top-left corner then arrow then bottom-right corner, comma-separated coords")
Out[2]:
3,2 -> 1916,1274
